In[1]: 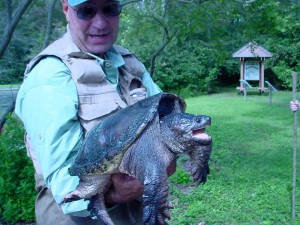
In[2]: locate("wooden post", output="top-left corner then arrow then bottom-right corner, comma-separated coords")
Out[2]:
292,71 -> 298,219
243,83 -> 247,101
240,58 -> 244,91
269,87 -> 272,105
260,59 -> 265,92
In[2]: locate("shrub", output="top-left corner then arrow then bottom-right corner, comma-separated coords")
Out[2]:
0,114 -> 35,223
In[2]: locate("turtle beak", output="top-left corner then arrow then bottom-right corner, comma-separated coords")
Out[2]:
192,116 -> 211,144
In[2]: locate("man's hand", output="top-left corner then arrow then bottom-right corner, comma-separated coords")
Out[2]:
290,100 -> 299,112
166,158 -> 177,176
105,173 -> 144,206
105,159 -> 177,206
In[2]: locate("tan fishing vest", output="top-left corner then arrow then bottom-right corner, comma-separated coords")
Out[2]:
24,30 -> 148,175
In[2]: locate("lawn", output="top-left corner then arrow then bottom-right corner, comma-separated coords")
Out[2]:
169,89 -> 300,225
1,89 -> 300,225
0,84 -> 20,89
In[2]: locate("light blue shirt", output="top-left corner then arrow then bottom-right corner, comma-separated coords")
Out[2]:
15,47 -> 161,216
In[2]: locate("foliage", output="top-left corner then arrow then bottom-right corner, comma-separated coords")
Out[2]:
118,0 -> 300,96
169,157 -> 191,185
1,0 -> 300,94
0,115 -> 35,223
153,42 -> 220,96
169,89 -> 300,224
263,0 -> 300,90
0,0 -> 65,85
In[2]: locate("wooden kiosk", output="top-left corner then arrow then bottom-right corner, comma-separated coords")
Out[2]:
233,42 -> 272,93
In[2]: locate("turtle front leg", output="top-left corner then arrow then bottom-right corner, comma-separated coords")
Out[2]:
140,165 -> 171,225
119,152 -> 171,224
118,122 -> 173,225
188,142 -> 212,185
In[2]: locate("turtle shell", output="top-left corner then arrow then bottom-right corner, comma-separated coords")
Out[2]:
69,92 -> 186,176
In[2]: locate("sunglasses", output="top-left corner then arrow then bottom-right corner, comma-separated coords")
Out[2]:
71,3 -> 122,20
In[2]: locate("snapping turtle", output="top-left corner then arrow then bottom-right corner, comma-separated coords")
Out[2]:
63,92 -> 212,225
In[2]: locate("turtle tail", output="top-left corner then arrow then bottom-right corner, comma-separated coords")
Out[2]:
88,193 -> 114,225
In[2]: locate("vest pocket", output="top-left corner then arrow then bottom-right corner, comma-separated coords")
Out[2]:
78,101 -> 121,121
128,87 -> 147,105
77,92 -> 127,133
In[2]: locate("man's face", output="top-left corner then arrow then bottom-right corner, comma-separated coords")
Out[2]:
62,0 -> 120,58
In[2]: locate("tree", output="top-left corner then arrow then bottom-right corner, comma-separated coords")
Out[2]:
0,0 -> 34,58
119,0 -> 299,94
0,0 -> 299,93
43,0 -> 59,48
119,0 -> 229,94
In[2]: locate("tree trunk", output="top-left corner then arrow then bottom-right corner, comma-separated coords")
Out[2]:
0,0 -> 34,58
149,34 -> 173,77
149,0 -> 174,77
43,0 -> 58,48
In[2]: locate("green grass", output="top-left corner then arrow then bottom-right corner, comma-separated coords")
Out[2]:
169,90 -> 300,225
1,89 -> 300,224
0,84 -> 20,89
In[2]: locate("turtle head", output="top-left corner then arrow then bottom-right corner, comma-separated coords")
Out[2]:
160,113 -> 212,153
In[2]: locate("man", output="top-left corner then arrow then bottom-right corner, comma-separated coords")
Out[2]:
15,0 -> 175,224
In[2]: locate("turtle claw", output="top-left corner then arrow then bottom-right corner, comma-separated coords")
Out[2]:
162,206 -> 172,220
143,204 -> 170,225
191,164 -> 210,185
63,191 -> 82,203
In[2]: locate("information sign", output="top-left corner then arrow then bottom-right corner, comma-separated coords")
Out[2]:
244,62 -> 260,80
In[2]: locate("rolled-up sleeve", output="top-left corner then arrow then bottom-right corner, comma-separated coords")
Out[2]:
141,70 -> 162,96
15,57 -> 90,216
